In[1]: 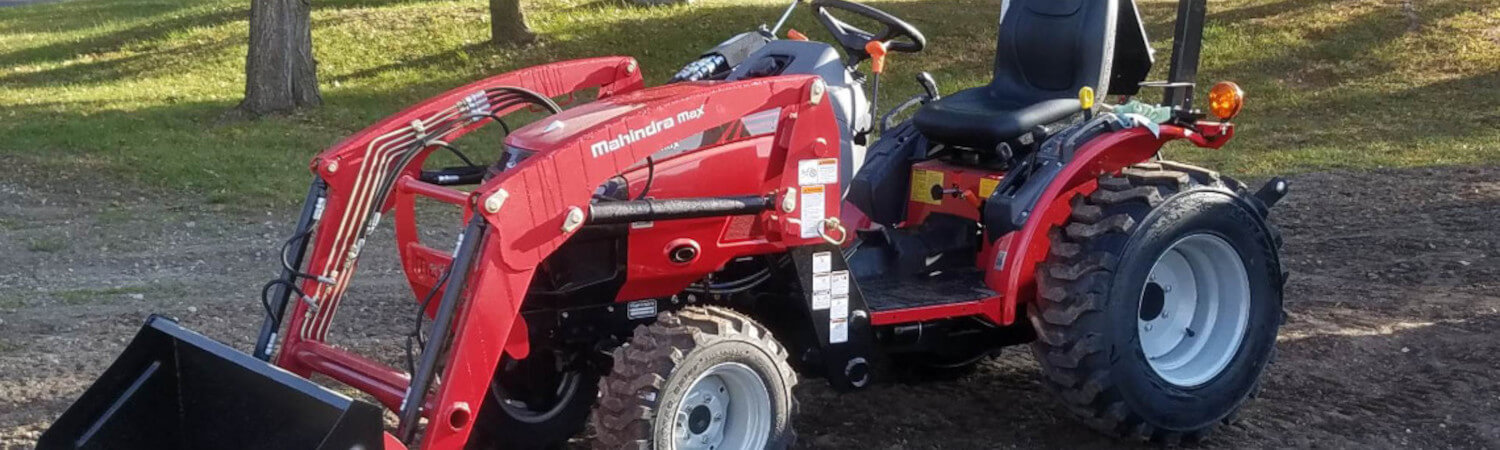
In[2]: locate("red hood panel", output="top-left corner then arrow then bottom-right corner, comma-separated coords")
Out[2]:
505,82 -> 723,151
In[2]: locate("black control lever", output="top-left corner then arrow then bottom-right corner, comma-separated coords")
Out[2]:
877,72 -> 942,133
916,72 -> 939,100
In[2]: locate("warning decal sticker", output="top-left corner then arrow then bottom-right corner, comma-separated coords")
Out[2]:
979,176 -> 1001,200
799,186 -> 825,239
910,169 -> 944,205
798,158 -> 839,186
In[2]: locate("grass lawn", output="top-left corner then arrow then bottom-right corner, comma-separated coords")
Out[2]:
1,0 -> 1497,207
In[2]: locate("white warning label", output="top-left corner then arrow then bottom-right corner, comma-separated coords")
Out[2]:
797,158 -> 839,186
812,292 -> 831,310
627,299 -> 657,319
812,273 -> 830,293
830,295 -> 849,320
812,251 -> 832,274
829,317 -> 849,344
799,186 -> 825,239
830,271 -> 850,296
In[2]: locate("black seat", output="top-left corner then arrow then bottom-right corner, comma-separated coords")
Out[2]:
914,0 -> 1119,152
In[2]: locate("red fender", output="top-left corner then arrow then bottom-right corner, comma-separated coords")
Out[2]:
985,124 -> 1232,325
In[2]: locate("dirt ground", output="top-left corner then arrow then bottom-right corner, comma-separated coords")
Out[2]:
2,162 -> 1498,449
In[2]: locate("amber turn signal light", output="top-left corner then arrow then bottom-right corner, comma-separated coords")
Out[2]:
1208,81 -> 1244,121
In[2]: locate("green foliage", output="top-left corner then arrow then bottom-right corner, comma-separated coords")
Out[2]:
0,0 -> 1496,206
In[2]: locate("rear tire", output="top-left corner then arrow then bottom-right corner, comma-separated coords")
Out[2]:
1031,161 -> 1284,443
592,306 -> 798,449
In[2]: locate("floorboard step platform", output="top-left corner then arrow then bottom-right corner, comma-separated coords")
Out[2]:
858,268 -> 994,312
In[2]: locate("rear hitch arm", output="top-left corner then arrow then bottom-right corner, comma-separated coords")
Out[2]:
1251,176 -> 1290,215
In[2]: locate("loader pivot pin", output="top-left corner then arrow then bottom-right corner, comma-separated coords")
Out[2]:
563,206 -> 585,232
485,189 -> 510,214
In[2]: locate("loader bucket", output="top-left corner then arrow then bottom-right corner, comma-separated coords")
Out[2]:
38,315 -> 385,450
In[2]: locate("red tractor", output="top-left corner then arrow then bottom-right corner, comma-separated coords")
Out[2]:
41,0 -> 1288,448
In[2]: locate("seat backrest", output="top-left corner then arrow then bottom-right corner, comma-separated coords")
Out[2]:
988,0 -> 1118,106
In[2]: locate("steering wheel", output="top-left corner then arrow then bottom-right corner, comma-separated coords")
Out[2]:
810,0 -> 926,61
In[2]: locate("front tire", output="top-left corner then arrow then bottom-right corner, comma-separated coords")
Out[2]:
592,306 -> 798,449
469,353 -> 599,449
1031,162 -> 1284,443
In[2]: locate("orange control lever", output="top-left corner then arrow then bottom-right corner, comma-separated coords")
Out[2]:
864,40 -> 889,75
959,189 -> 983,210
786,28 -> 809,41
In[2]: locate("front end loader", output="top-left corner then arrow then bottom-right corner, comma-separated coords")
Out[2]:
40,0 -> 1290,448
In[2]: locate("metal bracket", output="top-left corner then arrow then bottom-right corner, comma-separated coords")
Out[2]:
789,244 -> 874,391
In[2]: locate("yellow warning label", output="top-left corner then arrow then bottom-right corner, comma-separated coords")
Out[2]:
979,177 -> 1001,200
910,169 -> 944,205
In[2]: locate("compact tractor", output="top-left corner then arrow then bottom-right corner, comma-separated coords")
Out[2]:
40,0 -> 1289,448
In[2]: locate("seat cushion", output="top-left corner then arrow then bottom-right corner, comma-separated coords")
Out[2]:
913,87 -> 1081,151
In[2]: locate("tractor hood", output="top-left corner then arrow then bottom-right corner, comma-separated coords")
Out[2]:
505,82 -> 723,155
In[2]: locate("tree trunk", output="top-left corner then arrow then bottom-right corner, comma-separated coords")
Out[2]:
490,0 -> 535,46
238,0 -> 321,116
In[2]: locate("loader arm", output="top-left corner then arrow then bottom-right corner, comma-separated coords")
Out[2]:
416,75 -> 843,448
280,57 -> 645,353
266,57 -> 643,412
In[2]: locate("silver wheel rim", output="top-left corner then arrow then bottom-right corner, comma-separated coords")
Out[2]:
671,362 -> 771,450
1137,233 -> 1251,388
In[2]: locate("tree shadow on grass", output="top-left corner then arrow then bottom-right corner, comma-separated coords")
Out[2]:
1194,0 -> 1500,169
312,0 -> 460,11
1318,69 -> 1500,134
0,0 -> 470,88
0,5 -> 245,68
0,0 -> 192,34
0,38 -> 238,86
323,0 -> 1005,97
3,0 -> 1497,203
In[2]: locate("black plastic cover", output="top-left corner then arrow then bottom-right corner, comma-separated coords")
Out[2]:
983,116 -> 1117,240
847,120 -> 926,225
38,315 -> 384,450
1108,0 -> 1154,96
